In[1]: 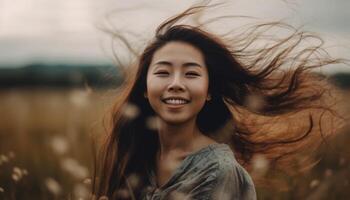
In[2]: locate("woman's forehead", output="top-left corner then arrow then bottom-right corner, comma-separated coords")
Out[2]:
151,41 -> 205,66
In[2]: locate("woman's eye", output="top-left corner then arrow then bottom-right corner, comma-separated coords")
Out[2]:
186,72 -> 200,77
155,71 -> 169,76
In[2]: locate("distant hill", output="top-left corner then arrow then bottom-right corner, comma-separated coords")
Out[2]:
1,64 -> 350,89
0,64 -> 121,88
330,73 -> 350,89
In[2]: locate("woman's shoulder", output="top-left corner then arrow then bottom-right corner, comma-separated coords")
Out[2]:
190,143 -> 252,181
209,144 -> 254,183
195,143 -> 239,169
186,143 -> 233,172
187,143 -> 257,199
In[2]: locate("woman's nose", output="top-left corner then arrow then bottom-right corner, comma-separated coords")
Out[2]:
168,74 -> 185,92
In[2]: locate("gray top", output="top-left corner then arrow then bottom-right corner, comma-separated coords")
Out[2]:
141,143 -> 257,200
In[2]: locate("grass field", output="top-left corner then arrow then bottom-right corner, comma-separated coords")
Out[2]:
0,88 -> 349,199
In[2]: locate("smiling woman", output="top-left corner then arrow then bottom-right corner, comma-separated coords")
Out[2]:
92,3 -> 346,200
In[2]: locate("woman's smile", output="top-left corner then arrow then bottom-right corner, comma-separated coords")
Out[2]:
162,97 -> 191,108
161,98 -> 190,113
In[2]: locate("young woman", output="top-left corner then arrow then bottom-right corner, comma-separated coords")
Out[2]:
93,4 -> 345,200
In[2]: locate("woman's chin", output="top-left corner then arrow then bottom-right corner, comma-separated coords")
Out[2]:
159,115 -> 195,126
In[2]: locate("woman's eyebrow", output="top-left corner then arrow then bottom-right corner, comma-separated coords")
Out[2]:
154,61 -> 203,68
183,62 -> 202,68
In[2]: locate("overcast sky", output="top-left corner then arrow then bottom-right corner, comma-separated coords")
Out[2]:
0,0 -> 349,73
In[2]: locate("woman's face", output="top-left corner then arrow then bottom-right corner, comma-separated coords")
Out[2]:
146,41 -> 210,125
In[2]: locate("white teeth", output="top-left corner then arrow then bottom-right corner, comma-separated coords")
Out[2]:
164,99 -> 187,105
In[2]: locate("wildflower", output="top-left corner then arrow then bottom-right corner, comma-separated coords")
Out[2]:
12,166 -> 25,182
98,196 -> 109,200
127,173 -> 141,189
0,155 -> 9,165
146,116 -> 160,131
12,174 -> 20,182
251,154 -> 269,177
22,169 -> 28,176
45,177 -> 62,195
70,89 -> 91,108
309,179 -> 320,188
122,103 -> 140,119
50,135 -> 69,155
60,158 -> 89,179
244,94 -> 266,112
83,178 -> 92,185
13,167 -> 22,176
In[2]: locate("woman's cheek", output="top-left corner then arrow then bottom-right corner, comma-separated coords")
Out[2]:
147,78 -> 165,95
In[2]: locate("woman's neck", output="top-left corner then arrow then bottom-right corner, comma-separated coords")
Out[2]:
157,118 -> 201,156
156,118 -> 216,158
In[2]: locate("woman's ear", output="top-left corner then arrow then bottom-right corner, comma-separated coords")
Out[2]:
144,92 -> 148,99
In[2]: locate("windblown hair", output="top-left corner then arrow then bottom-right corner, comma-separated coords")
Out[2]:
93,4 -> 346,199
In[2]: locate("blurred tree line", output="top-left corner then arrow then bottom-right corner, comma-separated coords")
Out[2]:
1,64 -> 350,89
0,64 -> 121,88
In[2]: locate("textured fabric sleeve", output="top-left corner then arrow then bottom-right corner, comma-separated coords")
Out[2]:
213,163 -> 257,200
188,161 -> 257,200
186,173 -> 219,200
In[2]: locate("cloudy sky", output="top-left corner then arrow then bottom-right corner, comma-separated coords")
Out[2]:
0,0 -> 349,73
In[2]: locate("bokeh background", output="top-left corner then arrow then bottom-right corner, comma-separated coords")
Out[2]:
0,0 -> 349,199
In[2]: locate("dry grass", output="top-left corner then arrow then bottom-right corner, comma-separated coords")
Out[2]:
0,88 -> 114,199
0,88 -> 349,199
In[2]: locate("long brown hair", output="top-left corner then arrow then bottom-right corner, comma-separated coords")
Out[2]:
93,4 -> 347,199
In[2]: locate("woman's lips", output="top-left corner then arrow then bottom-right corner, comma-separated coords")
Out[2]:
166,103 -> 187,108
162,101 -> 189,109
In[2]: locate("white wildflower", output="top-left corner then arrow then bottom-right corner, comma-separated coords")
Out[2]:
0,155 -> 9,164
22,169 -> 28,176
60,158 -> 89,179
244,94 -> 265,112
122,103 -> 140,119
98,196 -> 109,200
83,178 -> 92,185
13,167 -> 22,176
12,166 -> 23,182
12,174 -> 20,182
45,177 -> 62,195
50,135 -> 69,155
146,116 -> 160,131
310,179 -> 320,188
127,173 -> 140,189
70,89 -> 91,108
251,154 -> 269,177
